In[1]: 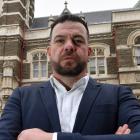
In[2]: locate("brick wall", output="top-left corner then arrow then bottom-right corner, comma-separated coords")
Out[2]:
107,57 -> 118,74
117,48 -> 134,67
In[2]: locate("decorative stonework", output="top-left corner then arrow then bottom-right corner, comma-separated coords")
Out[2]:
25,0 -> 30,27
127,29 -> 140,46
89,23 -> 111,35
0,0 -> 3,16
2,61 -> 14,87
89,43 -> 110,56
136,73 -> 140,82
0,25 -> 23,37
1,0 -> 34,27
0,56 -> 20,61
112,10 -> 140,23
25,28 -> 51,40
0,61 -> 16,109
119,73 -> 136,84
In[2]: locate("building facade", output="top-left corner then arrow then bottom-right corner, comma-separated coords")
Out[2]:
0,0 -> 140,111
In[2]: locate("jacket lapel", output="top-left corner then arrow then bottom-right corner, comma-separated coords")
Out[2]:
73,78 -> 101,132
39,81 -> 61,132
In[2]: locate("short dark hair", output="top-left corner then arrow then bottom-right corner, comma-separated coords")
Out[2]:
50,14 -> 89,39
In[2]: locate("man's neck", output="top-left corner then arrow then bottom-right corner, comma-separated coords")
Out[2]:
52,72 -> 87,90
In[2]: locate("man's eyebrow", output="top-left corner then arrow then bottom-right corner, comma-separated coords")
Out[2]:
73,35 -> 86,40
73,35 -> 84,38
53,34 -> 86,41
54,35 -> 65,39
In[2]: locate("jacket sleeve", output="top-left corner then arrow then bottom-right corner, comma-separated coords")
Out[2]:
58,132 -> 140,140
57,86 -> 140,140
118,86 -> 140,132
0,88 -> 22,140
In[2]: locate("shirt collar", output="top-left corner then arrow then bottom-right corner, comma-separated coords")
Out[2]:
50,74 -> 89,93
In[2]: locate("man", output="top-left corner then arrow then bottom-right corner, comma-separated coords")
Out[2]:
0,14 -> 140,140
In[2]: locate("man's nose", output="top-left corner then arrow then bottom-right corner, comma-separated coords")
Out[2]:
63,40 -> 76,52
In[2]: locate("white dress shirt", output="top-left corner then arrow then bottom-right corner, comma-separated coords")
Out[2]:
50,75 -> 89,140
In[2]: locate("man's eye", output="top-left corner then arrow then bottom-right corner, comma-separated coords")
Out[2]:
55,39 -> 65,43
73,38 -> 84,45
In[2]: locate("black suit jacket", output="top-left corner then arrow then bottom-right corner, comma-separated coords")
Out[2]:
0,78 -> 140,140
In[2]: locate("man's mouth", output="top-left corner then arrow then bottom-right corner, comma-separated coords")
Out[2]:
63,56 -> 75,60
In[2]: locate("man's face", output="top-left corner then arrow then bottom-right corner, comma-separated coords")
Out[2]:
48,21 -> 91,76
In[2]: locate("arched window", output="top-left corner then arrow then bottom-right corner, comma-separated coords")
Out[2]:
31,51 -> 49,79
133,36 -> 140,66
88,44 -> 109,76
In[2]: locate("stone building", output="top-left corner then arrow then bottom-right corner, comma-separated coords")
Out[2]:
0,0 -> 140,111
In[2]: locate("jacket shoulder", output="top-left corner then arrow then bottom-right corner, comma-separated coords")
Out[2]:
11,80 -> 52,97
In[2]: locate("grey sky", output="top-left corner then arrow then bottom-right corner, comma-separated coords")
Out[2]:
34,0 -> 139,17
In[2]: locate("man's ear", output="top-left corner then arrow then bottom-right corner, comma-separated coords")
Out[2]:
47,46 -> 51,57
88,47 -> 92,56
47,38 -> 53,55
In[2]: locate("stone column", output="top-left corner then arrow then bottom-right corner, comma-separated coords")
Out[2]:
1,61 -> 14,109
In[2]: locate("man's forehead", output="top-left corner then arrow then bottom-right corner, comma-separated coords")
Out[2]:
52,21 -> 87,35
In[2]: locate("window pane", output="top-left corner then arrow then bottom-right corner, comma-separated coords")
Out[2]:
97,58 -> 104,66
33,70 -> 39,78
136,56 -> 140,65
89,58 -> 96,74
135,48 -> 140,56
97,58 -> 105,74
40,53 -> 47,60
33,53 -> 39,61
42,70 -> 46,77
97,48 -> 104,56
135,36 -> 140,44
33,62 -> 39,70
91,48 -> 96,56
33,63 -> 39,78
31,51 -> 49,79
41,62 -> 47,77
98,66 -> 105,74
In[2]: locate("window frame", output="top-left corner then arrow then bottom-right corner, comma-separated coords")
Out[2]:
133,44 -> 140,67
87,43 -> 110,77
31,51 -> 48,79
27,49 -> 50,80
